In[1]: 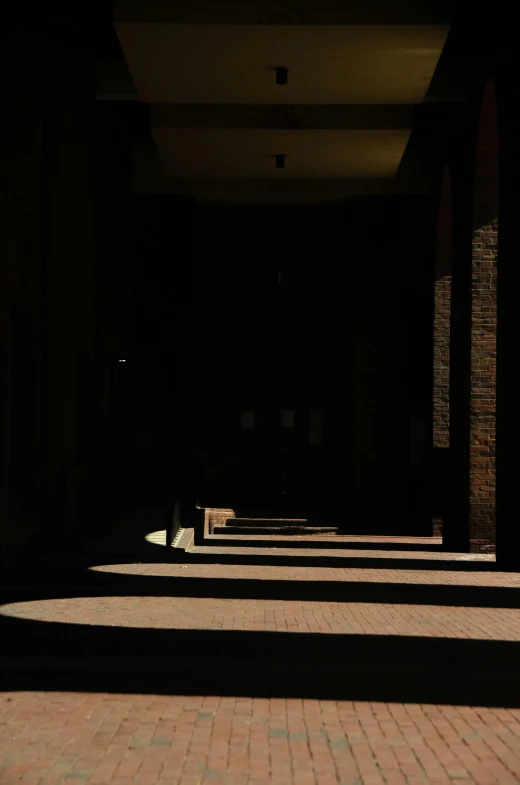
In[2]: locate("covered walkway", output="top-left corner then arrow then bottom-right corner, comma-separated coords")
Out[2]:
3,4 -> 520,784
3,5 -> 520,569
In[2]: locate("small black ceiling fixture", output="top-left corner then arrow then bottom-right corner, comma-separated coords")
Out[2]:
275,154 -> 286,169
275,66 -> 289,85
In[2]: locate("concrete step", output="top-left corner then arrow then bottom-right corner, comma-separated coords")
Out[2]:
184,545 -> 493,571
225,517 -> 320,527
212,525 -> 339,536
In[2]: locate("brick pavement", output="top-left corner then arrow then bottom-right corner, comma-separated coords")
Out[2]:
2,581 -> 520,640
91,560 -> 508,586
2,538 -> 520,784
193,535 -> 495,562
3,691 -> 520,785
4,539 -> 515,645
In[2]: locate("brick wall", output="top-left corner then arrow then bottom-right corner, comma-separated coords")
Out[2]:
433,278 -> 452,449
469,81 -> 498,552
433,168 -> 452,451
432,169 -> 453,538
206,508 -> 236,535
469,218 -> 497,551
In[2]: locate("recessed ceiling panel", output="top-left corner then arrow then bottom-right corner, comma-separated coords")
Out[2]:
151,128 -> 411,178
117,24 -> 448,105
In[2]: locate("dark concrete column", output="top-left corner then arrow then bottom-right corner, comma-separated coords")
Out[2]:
0,26 -> 45,561
44,34 -> 96,531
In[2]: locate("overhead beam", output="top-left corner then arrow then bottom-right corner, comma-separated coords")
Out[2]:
134,172 -> 429,197
197,194 -> 343,205
115,0 -> 451,25
165,178 -> 428,195
150,104 -> 415,131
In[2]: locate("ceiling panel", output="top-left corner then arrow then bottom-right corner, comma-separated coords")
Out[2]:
117,24 -> 449,105
151,128 -> 411,178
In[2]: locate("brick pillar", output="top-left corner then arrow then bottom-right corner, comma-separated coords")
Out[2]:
445,149 -> 472,552
468,81 -> 498,553
445,84 -> 499,553
433,169 -> 452,450
432,168 -> 452,537
495,65 -> 520,569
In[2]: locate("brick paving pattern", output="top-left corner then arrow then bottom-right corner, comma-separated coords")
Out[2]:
3,692 -> 520,785
1,537 -> 520,784
192,538 -> 495,562
91,559 -> 511,588
3,590 -> 520,640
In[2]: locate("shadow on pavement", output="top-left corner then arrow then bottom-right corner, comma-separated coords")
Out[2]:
170,550 -> 496,572
1,574 -> 519,609
0,614 -> 519,707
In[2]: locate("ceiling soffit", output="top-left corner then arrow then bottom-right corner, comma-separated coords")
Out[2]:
114,5 -> 450,202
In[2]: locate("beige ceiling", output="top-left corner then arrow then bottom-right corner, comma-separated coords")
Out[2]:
152,129 -> 411,179
116,24 -> 448,105
115,14 -> 449,203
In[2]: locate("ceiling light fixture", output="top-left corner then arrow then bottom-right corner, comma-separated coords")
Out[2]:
276,66 -> 289,85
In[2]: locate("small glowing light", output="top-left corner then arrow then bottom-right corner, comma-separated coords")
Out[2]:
118,359 -> 126,363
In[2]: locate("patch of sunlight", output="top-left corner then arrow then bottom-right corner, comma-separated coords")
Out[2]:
144,529 -> 168,546
1,596 -> 519,641
88,564 -> 181,575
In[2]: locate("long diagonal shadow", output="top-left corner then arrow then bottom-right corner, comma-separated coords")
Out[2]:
1,615 -> 520,707
172,550 -> 497,572
0,552 -> 498,591
2,575 -> 519,609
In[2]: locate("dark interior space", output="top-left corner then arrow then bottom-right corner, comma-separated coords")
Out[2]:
1,7 -> 511,555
